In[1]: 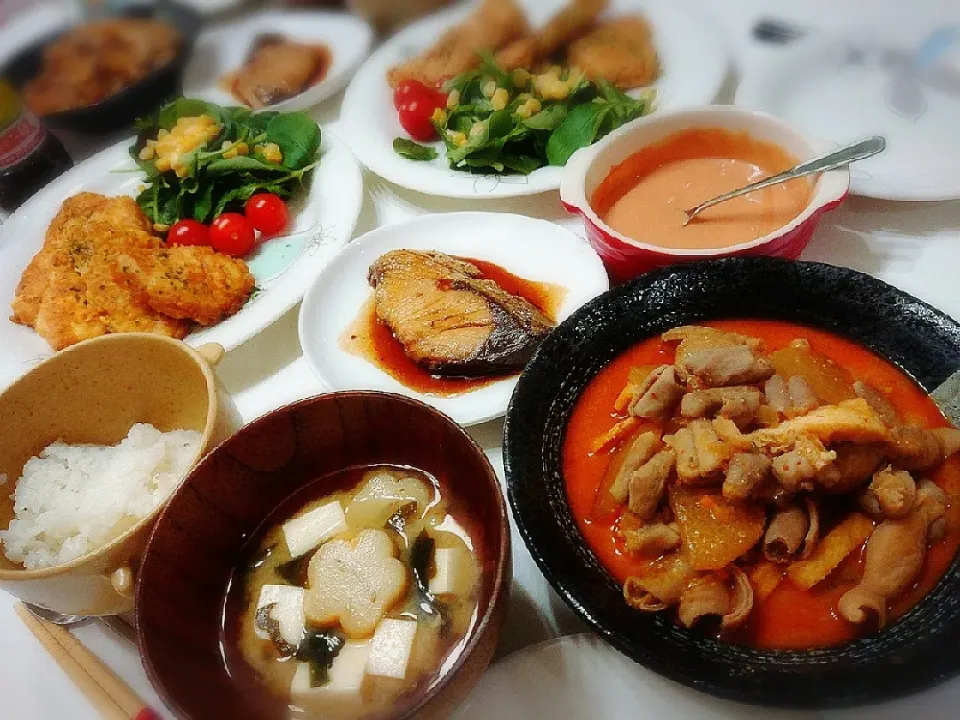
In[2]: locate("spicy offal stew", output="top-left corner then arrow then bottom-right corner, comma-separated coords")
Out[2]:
224,466 -> 482,719
563,321 -> 960,650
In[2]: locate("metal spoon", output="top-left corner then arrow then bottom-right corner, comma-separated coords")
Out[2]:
682,136 -> 886,226
24,603 -> 138,645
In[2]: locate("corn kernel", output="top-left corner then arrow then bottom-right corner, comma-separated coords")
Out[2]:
153,223 -> 170,232
234,141 -> 249,155
223,147 -> 238,159
491,87 -> 509,111
482,80 -> 497,98
257,142 -> 283,164
547,65 -> 562,78
446,89 -> 460,109
516,104 -> 532,119
512,68 -> 531,87
431,108 -> 448,125
447,130 -> 467,146
155,157 -> 172,172
526,97 -> 542,114
157,129 -> 170,139
138,146 -> 155,160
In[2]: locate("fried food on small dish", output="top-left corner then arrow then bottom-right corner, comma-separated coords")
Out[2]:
387,0 -> 529,88
225,36 -> 332,108
115,245 -> 256,326
11,193 -> 254,350
566,16 -> 659,89
535,0 -> 608,58
23,18 -> 181,116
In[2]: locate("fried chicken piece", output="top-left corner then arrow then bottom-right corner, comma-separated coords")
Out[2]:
387,0 -> 529,88
566,16 -> 659,89
536,0 -> 608,58
115,246 -> 255,327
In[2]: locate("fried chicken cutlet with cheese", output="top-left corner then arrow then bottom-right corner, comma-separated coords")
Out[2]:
11,192 -> 255,350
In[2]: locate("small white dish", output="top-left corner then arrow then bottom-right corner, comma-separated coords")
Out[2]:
175,0 -> 248,17
340,0 -> 728,200
736,30 -> 960,201
0,128 -> 363,391
298,212 -> 610,426
453,634 -> 783,720
183,10 -> 374,112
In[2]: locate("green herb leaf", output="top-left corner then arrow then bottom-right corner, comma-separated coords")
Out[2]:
393,138 -> 438,161
205,155 -> 287,175
264,112 -> 321,170
546,102 -> 613,166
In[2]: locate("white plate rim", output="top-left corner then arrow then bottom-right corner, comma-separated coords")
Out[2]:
339,0 -> 728,200
297,211 -> 610,426
0,126 -> 364,389
183,9 -> 375,112
735,33 -> 960,202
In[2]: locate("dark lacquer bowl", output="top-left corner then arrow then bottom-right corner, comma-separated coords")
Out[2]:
503,257 -> 960,708
3,3 -> 201,133
136,391 -> 511,720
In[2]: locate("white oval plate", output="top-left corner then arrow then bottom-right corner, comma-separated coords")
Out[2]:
0,129 -> 363,391
183,10 -> 374,112
340,0 -> 728,199
736,31 -> 960,201
298,212 -> 610,426
452,634 -> 798,720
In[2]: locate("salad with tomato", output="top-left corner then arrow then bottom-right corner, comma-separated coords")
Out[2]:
132,98 -> 317,257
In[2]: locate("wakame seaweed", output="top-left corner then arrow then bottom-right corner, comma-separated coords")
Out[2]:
297,630 -> 346,688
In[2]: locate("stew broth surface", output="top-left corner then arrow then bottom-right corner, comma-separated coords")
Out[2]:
563,320 -> 960,649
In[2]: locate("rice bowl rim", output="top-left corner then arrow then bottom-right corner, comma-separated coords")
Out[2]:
0,333 -> 220,580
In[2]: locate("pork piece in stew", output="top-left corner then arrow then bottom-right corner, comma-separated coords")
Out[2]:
563,320 -> 960,649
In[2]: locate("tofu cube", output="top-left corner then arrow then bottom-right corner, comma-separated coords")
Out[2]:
365,618 -> 418,680
290,640 -> 370,702
254,585 -> 304,645
429,546 -> 470,596
282,501 -> 347,558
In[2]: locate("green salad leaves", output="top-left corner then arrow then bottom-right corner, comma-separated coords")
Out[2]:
131,98 -> 321,227
393,56 -> 654,175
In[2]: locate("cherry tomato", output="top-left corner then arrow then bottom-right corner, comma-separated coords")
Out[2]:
395,80 -> 446,141
210,213 -> 256,257
166,219 -> 210,247
244,193 -> 289,236
393,79 -> 432,110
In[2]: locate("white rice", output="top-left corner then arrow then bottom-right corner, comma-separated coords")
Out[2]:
0,424 -> 201,570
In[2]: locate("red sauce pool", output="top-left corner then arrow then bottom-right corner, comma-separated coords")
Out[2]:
341,257 -> 566,397
562,319 -> 960,650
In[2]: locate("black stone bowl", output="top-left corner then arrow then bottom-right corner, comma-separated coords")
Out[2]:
503,257 -> 960,708
2,2 -> 202,134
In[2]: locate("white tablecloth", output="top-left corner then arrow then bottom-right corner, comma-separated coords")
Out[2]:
1,1 -> 960,718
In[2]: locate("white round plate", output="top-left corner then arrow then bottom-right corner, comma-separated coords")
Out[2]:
184,10 -> 374,112
175,0 -> 248,17
453,634 -> 783,720
0,129 -> 363,391
736,30 -> 960,201
340,0 -> 728,199
298,212 -> 610,426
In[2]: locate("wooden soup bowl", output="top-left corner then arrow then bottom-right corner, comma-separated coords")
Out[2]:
136,391 -> 511,720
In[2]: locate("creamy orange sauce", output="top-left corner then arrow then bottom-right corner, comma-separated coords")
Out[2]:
592,129 -> 812,250
563,320 -> 960,650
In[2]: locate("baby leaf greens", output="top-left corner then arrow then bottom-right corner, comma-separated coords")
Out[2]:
132,98 -> 321,227
393,56 -> 654,175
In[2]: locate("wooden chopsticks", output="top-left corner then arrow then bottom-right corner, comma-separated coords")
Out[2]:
15,603 -> 161,720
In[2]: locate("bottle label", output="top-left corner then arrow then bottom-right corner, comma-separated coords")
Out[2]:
0,81 -> 43,172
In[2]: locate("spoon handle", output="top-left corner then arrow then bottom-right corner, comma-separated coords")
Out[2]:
685,136 -> 886,222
